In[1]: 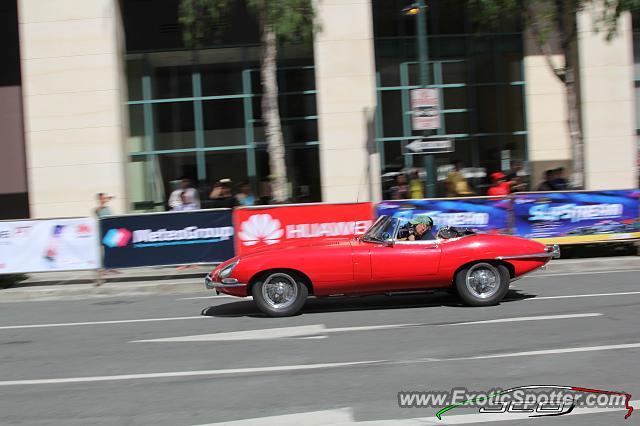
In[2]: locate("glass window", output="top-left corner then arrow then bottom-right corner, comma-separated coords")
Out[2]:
279,94 -> 317,118
278,67 -> 315,93
442,111 -> 470,135
157,152 -> 198,205
383,140 -> 403,172
288,147 -> 321,202
153,66 -> 193,99
505,86 -> 525,132
154,102 -> 196,150
128,105 -> 145,153
201,63 -> 244,96
381,90 -> 404,137
203,150 -> 248,204
281,120 -> 318,144
128,155 -> 163,211
475,86 -> 499,133
126,59 -> 145,101
442,87 -> 467,110
202,99 -> 245,147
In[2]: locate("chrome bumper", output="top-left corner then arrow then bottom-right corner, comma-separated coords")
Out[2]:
204,273 -> 246,290
496,244 -> 560,260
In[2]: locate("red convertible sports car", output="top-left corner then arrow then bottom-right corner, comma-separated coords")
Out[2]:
205,215 -> 560,317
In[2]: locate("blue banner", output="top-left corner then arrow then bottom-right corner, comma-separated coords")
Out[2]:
512,190 -> 640,243
376,197 -> 511,235
100,209 -> 235,268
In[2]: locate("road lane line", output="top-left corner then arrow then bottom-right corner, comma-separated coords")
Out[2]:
192,408 -> 354,426
179,296 -> 254,300
0,316 -> 208,330
439,342 -> 640,362
133,325 -> 327,342
440,313 -> 602,326
0,360 -> 385,387
524,291 -> 640,301
133,314 -> 601,343
527,269 -> 640,278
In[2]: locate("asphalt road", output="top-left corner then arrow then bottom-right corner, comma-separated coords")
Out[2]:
1,268 -> 639,425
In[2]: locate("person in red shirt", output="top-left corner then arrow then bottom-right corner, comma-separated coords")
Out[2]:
487,172 -> 511,196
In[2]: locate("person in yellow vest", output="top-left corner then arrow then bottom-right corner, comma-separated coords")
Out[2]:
445,160 -> 474,197
409,171 -> 424,199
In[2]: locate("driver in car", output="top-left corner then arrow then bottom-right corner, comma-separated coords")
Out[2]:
398,215 -> 434,241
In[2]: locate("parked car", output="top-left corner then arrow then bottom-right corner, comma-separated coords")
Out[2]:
205,215 -> 559,317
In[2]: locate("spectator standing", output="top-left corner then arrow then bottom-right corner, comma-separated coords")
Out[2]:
408,171 -> 424,199
210,179 -> 238,208
537,170 -> 556,191
168,178 -> 200,210
390,174 -> 410,200
94,193 -> 114,218
235,181 -> 256,206
551,167 -> 568,190
487,172 -> 511,196
445,160 -> 474,197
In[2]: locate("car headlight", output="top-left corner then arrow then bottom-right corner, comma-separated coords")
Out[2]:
219,260 -> 239,279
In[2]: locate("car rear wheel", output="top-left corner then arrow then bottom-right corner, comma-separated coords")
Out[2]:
252,271 -> 309,317
455,262 -> 510,306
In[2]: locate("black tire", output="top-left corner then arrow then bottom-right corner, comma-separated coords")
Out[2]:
252,271 -> 309,317
455,262 -> 510,306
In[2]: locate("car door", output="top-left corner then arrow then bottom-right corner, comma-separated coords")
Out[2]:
369,236 -> 442,290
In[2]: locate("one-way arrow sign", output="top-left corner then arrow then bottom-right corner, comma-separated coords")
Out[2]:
404,139 -> 454,155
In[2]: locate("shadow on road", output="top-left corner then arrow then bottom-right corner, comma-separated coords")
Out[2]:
201,290 -> 537,318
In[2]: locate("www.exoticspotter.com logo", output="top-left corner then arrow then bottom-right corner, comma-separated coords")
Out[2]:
398,385 -> 634,420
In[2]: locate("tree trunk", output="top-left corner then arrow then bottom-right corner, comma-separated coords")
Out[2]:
525,0 -> 584,189
260,17 -> 289,203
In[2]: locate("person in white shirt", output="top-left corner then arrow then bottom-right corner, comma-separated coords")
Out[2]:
168,178 -> 200,211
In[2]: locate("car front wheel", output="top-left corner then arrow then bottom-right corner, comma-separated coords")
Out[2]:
455,262 -> 510,306
252,271 -> 309,317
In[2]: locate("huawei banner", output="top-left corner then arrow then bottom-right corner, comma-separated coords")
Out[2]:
234,202 -> 375,256
0,218 -> 100,274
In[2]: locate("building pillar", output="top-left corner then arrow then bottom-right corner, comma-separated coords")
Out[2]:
17,0 -> 128,217
313,0 -> 380,202
523,29 -> 572,189
578,8 -> 637,189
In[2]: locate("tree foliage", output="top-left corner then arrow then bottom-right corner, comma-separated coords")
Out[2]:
179,0 -> 315,48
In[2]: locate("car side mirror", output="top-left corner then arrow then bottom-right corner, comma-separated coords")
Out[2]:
383,238 -> 395,247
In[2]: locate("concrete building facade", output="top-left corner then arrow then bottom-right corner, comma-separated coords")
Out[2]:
1,0 -> 637,219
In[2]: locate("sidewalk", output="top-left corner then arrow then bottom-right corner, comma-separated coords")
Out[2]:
1,257 -> 639,303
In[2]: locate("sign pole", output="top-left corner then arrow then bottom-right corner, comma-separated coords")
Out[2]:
416,0 -> 436,198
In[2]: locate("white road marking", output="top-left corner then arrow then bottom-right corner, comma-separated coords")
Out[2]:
440,342 -> 640,361
133,313 -> 600,343
0,316 -> 208,330
133,325 -> 327,342
192,408 -> 354,426
0,360 -> 384,387
525,291 -> 640,301
527,269 -> 640,278
441,313 -> 602,326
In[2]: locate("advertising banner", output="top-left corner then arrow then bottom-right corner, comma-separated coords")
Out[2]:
234,202 -> 374,256
0,218 -> 99,274
512,190 -> 640,244
101,209 -> 235,268
376,197 -> 511,234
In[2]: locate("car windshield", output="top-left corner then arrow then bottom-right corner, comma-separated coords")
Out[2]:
362,216 -> 399,243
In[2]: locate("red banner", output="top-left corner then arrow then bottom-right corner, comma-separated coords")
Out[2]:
233,202 -> 374,256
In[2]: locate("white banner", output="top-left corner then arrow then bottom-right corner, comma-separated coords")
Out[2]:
0,218 -> 100,274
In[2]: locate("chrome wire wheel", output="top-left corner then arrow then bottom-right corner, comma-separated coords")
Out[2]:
465,263 -> 500,299
261,273 -> 299,310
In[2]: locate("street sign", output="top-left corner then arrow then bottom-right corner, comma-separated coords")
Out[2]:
411,88 -> 440,130
404,138 -> 454,155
